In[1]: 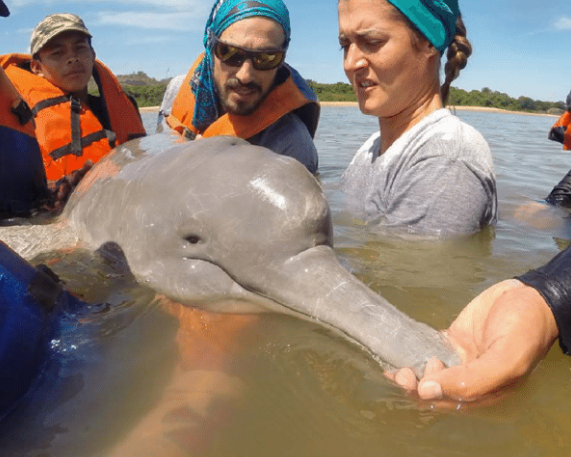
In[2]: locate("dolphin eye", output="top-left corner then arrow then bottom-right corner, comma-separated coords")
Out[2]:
185,235 -> 202,244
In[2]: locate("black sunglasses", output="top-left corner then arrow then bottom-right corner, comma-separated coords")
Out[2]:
213,37 -> 285,71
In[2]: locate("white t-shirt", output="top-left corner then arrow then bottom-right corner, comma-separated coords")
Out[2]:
341,109 -> 497,235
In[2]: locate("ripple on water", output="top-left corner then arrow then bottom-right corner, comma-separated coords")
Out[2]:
2,109 -> 569,457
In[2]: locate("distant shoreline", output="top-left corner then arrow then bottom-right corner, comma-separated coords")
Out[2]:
139,106 -> 161,113
318,102 -> 559,117
139,102 -> 558,118
447,105 -> 558,118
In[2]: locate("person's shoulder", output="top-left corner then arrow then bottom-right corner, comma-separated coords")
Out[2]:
254,113 -> 318,173
433,109 -> 487,142
399,110 -> 493,174
422,109 -> 491,157
269,112 -> 309,132
351,130 -> 380,157
363,130 -> 381,147
257,112 -> 314,147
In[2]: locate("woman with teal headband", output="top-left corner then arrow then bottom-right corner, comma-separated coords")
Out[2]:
338,0 -> 498,235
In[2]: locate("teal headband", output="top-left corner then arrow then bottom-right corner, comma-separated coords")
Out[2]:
387,0 -> 460,53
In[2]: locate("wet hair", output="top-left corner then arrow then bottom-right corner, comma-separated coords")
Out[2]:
440,15 -> 471,105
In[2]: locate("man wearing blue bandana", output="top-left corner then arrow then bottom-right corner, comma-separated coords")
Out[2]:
158,0 -> 320,174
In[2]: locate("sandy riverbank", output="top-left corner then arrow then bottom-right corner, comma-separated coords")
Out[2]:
139,102 -> 558,118
319,101 -> 559,117
447,105 -> 558,118
139,106 -> 161,113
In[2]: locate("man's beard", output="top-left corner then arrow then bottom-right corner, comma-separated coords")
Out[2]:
219,78 -> 271,116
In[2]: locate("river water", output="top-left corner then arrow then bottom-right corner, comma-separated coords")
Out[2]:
2,107 -> 570,456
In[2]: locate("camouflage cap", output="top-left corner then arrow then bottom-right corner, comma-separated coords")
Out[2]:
0,0 -> 10,18
30,13 -> 92,55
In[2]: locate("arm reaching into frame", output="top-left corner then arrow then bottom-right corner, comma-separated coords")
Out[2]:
387,279 -> 559,402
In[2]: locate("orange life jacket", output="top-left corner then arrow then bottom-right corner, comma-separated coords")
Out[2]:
166,54 -> 319,141
549,110 -> 571,151
0,54 -> 146,181
0,72 -> 49,216
0,68 -> 35,137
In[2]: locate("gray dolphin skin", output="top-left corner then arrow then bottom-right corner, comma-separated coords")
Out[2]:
0,134 -> 460,377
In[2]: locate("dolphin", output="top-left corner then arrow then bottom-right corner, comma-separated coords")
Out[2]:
0,134 -> 460,377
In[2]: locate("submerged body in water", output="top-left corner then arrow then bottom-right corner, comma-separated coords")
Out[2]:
340,109 -> 497,235
1,106 -> 570,457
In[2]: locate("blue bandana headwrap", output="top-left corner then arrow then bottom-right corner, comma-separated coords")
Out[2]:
386,0 -> 460,53
191,0 -> 291,131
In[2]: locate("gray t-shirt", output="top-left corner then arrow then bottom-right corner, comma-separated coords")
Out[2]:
157,75 -> 318,174
341,109 -> 497,235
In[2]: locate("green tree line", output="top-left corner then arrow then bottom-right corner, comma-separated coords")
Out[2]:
448,87 -> 565,114
97,71 -> 567,114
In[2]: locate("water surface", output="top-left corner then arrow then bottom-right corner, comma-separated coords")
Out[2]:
2,107 -> 570,456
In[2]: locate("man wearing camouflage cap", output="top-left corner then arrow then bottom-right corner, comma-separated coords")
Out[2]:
28,13 -> 96,97
1,13 -> 145,206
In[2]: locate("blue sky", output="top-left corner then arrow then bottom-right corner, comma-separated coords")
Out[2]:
1,0 -> 570,102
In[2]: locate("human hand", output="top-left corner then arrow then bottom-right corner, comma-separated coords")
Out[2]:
47,161 -> 94,211
513,201 -> 566,230
386,279 -> 559,402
